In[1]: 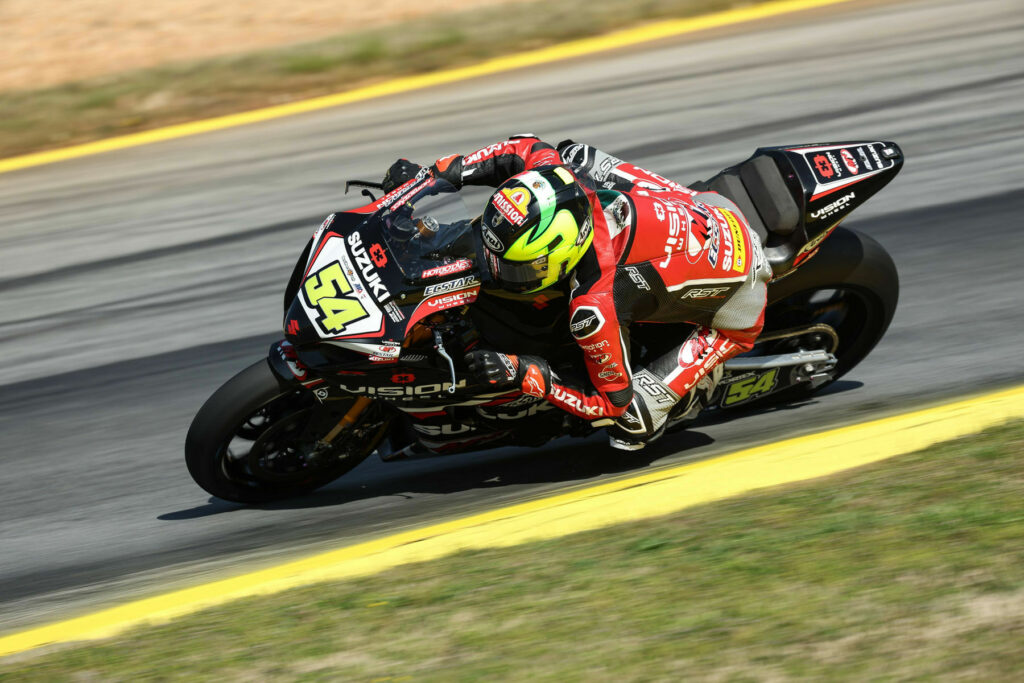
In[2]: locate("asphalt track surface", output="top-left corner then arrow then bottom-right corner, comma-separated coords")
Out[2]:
1,0 -> 1023,632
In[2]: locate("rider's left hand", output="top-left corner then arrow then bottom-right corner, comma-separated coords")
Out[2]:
465,349 -> 550,397
382,158 -> 424,193
465,349 -> 520,389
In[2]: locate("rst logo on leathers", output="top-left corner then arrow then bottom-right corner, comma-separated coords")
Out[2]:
569,306 -> 605,340
635,371 -> 676,405
625,265 -> 651,291
679,286 -> 734,300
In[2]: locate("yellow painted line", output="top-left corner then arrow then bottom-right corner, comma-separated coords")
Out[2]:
0,0 -> 857,176
2,383 -> 1023,659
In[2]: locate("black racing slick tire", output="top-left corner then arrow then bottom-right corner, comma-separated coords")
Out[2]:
761,226 -> 899,392
185,360 -> 381,503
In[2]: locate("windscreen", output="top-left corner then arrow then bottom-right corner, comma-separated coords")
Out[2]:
377,179 -> 477,279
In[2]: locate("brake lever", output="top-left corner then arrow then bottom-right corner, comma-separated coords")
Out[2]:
345,179 -> 386,202
432,329 -> 459,394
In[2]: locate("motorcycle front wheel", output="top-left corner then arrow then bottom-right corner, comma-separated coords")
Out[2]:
185,360 -> 385,503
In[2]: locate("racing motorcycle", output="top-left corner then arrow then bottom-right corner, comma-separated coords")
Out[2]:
186,141 -> 903,503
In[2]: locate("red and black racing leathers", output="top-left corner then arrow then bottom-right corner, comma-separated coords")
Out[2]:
402,135 -> 771,440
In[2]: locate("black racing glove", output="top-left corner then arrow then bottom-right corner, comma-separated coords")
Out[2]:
381,158 -> 424,193
464,349 -> 550,397
429,154 -> 464,190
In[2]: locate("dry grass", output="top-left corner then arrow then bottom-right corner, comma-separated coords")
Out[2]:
0,0 -> 514,91
0,0 -> 762,160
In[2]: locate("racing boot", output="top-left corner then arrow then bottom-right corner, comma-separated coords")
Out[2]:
606,354 -> 725,451
606,369 -> 678,451
671,363 -> 724,424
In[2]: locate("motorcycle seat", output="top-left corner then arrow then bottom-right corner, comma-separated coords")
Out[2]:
689,153 -> 802,241
689,152 -> 806,276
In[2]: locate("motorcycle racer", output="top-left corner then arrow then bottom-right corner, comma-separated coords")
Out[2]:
381,135 -> 771,449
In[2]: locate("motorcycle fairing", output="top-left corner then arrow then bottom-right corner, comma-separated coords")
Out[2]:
780,141 -> 903,268
788,142 -> 899,202
297,231 -> 389,341
690,140 -> 903,276
285,177 -> 490,358
406,286 -> 481,327
285,222 -> 473,349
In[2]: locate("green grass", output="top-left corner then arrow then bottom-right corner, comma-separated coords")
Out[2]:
3,420 -> 1023,680
0,0 -> 773,161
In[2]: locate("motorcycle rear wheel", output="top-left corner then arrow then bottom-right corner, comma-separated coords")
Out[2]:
185,360 -> 382,503
758,226 -> 899,399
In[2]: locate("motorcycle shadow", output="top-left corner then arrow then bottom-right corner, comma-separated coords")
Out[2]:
162,429 -> 715,519
309,379 -> 864,513
270,428 -> 716,510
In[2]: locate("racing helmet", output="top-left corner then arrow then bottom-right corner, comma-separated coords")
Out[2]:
479,166 -> 593,293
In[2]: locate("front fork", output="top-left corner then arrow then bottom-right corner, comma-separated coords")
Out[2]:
268,339 -> 379,449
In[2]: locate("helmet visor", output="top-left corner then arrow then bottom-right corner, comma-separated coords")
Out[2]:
485,249 -> 549,293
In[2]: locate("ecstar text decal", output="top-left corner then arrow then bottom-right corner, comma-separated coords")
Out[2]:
424,275 -> 480,297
